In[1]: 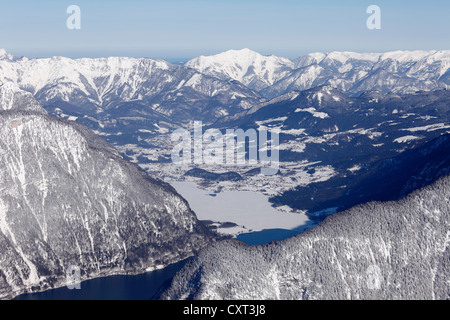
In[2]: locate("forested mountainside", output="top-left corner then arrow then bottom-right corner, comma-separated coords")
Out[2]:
160,174 -> 450,300
0,84 -> 212,299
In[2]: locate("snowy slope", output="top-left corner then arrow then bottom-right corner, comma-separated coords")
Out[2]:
186,49 -> 450,98
0,83 -> 44,113
0,86 -> 212,299
0,49 -> 16,61
265,50 -> 450,98
0,50 -> 264,125
186,48 -> 295,91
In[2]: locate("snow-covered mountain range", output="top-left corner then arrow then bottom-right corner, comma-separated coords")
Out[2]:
0,50 -> 264,127
186,48 -> 295,92
0,47 -> 449,141
0,84 -> 212,299
2,48 -> 450,125
187,49 -> 450,98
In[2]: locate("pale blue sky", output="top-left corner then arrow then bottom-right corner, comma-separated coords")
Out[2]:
0,0 -> 449,60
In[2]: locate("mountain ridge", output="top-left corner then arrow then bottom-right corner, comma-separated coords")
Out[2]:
0,85 -> 213,300
185,48 -> 450,98
160,172 -> 450,300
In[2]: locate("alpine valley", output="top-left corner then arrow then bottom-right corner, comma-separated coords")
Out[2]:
0,48 -> 449,299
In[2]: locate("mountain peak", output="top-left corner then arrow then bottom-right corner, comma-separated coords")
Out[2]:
186,49 -> 294,90
0,82 -> 47,113
227,47 -> 257,53
0,49 -> 14,60
195,48 -> 262,62
216,48 -> 292,61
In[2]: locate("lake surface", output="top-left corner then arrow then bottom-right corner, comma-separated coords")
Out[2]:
171,181 -> 311,235
236,222 -> 316,245
14,259 -> 188,300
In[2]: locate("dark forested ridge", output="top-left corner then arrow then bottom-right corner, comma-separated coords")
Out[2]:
160,174 -> 450,300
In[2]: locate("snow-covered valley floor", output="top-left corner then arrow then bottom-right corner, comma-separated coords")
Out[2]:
170,181 -> 312,237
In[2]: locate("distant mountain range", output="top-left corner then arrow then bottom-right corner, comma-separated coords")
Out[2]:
0,50 -> 264,129
186,48 -> 296,92
2,48 -> 450,128
187,49 -> 450,98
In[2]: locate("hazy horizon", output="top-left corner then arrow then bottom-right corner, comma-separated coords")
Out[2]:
1,0 -> 449,60
3,47 -> 450,63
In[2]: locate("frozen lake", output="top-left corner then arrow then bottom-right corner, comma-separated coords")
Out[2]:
170,181 -> 312,238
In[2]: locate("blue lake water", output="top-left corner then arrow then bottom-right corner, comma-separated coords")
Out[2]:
13,224 -> 316,300
14,259 -> 188,300
235,222 -> 316,245
236,228 -> 299,245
